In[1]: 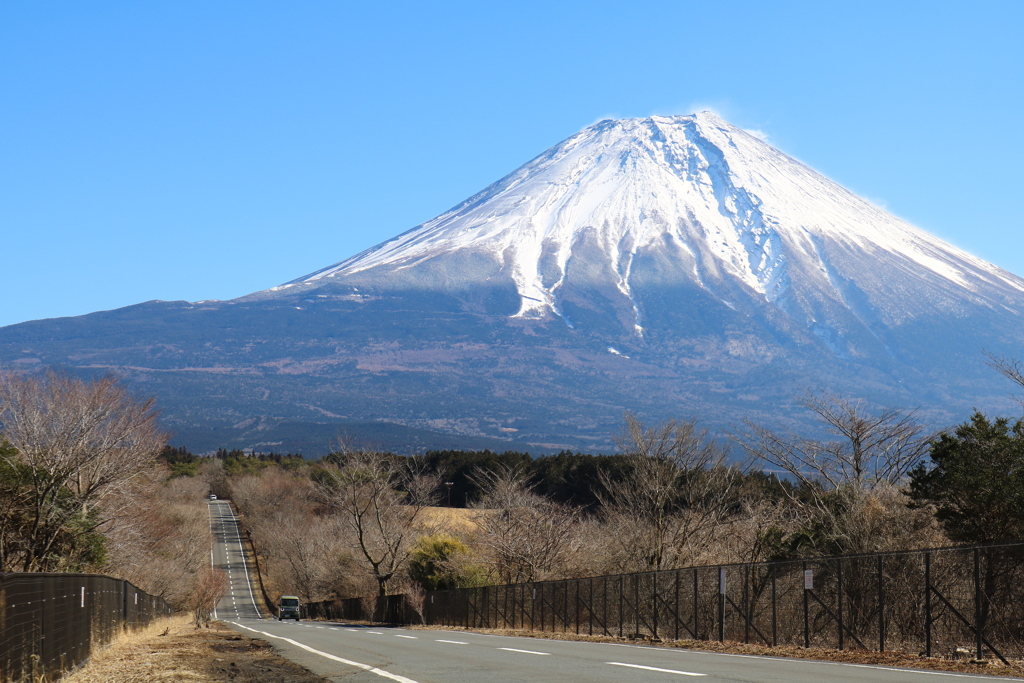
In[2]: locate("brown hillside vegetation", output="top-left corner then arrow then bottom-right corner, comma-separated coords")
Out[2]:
415,505 -> 484,532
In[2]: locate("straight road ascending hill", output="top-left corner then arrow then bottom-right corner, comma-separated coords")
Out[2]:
208,501 -> 1022,683
208,498 -> 263,621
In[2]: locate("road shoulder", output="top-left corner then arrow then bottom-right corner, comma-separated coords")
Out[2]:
399,624 -> 1024,678
62,614 -> 330,683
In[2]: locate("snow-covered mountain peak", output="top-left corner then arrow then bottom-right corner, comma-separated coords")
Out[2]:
11,117 -> 1024,454
288,113 -> 1024,334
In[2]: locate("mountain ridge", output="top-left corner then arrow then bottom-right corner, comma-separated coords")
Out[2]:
3,112 -> 1023,454
269,113 -> 1024,340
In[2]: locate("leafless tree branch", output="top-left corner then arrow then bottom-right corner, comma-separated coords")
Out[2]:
0,370 -> 165,571
315,449 -> 439,595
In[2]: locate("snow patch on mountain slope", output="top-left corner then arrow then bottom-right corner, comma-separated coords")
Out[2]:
292,112 -> 1024,330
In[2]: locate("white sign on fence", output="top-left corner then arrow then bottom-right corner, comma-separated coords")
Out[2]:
804,569 -> 814,590
719,568 -> 726,594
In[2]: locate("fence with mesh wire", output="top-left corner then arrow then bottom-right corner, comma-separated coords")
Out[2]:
0,572 -> 173,682
423,542 -> 1024,663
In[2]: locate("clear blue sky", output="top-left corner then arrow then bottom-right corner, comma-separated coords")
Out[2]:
2,1 -> 1022,328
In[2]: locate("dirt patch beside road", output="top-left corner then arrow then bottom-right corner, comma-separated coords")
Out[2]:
63,614 -> 329,683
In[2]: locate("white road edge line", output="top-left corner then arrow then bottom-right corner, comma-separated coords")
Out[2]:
229,621 -> 420,683
498,647 -> 550,655
604,645 -> 1024,680
207,502 -> 218,620
607,662 -> 706,677
827,662 -> 1024,679
225,503 -> 262,619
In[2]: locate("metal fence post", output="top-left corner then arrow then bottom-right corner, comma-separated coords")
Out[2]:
877,554 -> 885,652
539,583 -> 545,633
674,569 -> 680,641
634,574 -> 640,638
531,585 -> 536,631
693,568 -> 699,641
771,564 -> 777,647
519,583 -> 524,630
524,583 -> 529,630
603,577 -> 608,636
554,582 -> 559,632
837,558 -> 844,650
924,552 -> 931,658
619,575 -> 624,638
803,562 -> 810,649
589,577 -> 594,636
718,567 -> 726,643
652,571 -> 658,641
575,579 -> 581,635
565,581 -> 570,632
519,587 -> 524,630
974,547 -> 983,662
743,564 -> 750,644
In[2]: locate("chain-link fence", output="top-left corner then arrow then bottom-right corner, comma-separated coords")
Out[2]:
305,595 -> 418,624
423,542 -> 1024,663
0,572 -> 173,683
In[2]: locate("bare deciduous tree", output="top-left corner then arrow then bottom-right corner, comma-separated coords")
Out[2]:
189,565 -> 228,628
470,465 -> 581,583
986,352 -> 1024,404
735,392 -> 936,556
230,470 -> 363,602
316,450 -> 438,596
736,391 -> 930,495
599,412 -> 738,572
103,475 -> 215,610
0,370 -> 165,571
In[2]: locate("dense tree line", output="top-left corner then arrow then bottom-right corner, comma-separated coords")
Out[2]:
209,392 -> 1024,607
8,365 -> 1024,625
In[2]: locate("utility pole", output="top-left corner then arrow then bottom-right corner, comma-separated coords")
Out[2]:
445,481 -> 454,507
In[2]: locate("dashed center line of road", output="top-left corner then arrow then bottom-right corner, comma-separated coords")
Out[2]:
231,625 -> 1010,682
607,662 -> 706,677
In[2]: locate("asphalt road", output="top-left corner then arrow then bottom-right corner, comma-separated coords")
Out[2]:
208,501 -> 1022,683
208,498 -> 261,621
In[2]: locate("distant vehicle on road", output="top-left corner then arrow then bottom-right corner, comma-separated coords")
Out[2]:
278,596 -> 301,621
209,494 -> 217,500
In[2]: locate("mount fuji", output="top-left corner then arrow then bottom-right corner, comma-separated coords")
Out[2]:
3,112 -> 1023,453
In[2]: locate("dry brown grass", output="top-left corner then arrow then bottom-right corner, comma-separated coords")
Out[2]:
415,505 -> 485,533
62,615 -> 328,683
